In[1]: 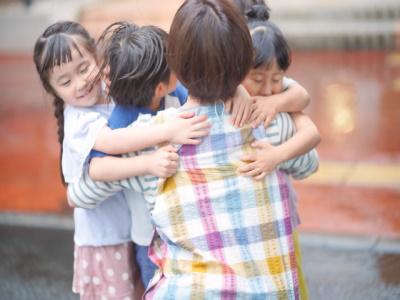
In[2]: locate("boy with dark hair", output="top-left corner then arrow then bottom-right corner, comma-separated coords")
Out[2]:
89,21 -> 211,288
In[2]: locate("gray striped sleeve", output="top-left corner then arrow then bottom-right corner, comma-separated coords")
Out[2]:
281,149 -> 319,180
275,112 -> 294,144
67,157 -> 158,208
275,112 -> 319,180
67,169 -> 126,208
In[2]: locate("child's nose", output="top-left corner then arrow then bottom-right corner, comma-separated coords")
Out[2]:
260,84 -> 272,96
77,77 -> 88,91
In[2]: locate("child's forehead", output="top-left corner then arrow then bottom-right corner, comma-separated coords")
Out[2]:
68,36 -> 94,56
254,59 -> 281,73
49,47 -> 92,75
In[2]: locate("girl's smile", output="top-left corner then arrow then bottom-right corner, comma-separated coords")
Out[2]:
49,44 -> 105,107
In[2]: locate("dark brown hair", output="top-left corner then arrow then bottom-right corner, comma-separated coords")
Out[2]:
97,22 -> 171,107
237,2 -> 292,70
167,0 -> 253,103
231,0 -> 266,16
33,21 -> 96,183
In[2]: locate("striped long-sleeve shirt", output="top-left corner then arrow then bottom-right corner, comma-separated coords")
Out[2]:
68,102 -> 319,299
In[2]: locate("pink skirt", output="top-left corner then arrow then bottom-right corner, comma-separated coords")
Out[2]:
72,242 -> 144,300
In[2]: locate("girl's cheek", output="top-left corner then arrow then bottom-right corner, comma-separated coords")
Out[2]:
272,83 -> 283,94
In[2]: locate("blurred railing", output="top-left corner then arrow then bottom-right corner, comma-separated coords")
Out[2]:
268,0 -> 400,49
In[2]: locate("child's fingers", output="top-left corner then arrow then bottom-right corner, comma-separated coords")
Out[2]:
189,114 -> 208,123
239,166 -> 262,177
248,110 -> 259,126
232,102 -> 242,127
162,145 -> 178,153
264,114 -> 274,128
240,153 -> 256,163
189,130 -> 210,138
232,105 -> 245,127
225,99 -> 233,113
166,160 -> 179,170
178,111 -> 196,119
184,139 -> 201,145
237,160 -> 257,173
168,152 -> 179,161
250,140 -> 270,149
254,172 -> 267,181
190,121 -> 211,132
165,163 -> 179,175
237,103 -> 246,127
240,104 -> 252,127
251,113 -> 265,128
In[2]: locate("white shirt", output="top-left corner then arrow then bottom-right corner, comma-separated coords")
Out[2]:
63,103 -> 131,246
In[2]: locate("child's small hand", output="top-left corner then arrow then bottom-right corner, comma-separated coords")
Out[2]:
226,85 -> 254,128
166,112 -> 211,145
237,141 -> 281,180
146,145 -> 179,178
250,96 -> 278,128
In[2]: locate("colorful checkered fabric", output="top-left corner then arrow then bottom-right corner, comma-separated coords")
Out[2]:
68,103 -> 319,299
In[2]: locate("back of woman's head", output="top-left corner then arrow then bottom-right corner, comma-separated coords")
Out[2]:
245,4 -> 291,71
168,0 -> 253,103
98,22 -> 170,107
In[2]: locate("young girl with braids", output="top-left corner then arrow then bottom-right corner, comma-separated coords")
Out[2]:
33,21 -> 210,299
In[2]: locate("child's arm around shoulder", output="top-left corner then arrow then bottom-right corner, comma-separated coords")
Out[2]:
274,112 -> 320,179
89,145 -> 179,181
251,77 -> 310,128
93,105 -> 210,155
272,112 -> 320,164
238,112 -> 320,180
89,106 -> 208,181
274,77 -> 310,112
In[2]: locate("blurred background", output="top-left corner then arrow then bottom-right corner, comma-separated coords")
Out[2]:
0,0 -> 399,299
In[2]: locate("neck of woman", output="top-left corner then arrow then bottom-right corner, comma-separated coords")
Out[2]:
183,95 -> 203,109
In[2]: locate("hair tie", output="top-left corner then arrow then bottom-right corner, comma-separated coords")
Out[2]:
245,4 -> 270,21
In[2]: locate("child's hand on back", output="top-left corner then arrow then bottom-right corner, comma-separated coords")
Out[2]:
146,145 -> 179,178
249,96 -> 279,129
166,112 -> 211,145
226,84 -> 254,128
237,140 -> 282,180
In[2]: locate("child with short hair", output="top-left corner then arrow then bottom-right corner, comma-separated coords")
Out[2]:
33,20 -> 210,299
83,22 -> 212,287
234,2 -> 320,298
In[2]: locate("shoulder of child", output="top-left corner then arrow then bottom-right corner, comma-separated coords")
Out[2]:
282,76 -> 297,91
143,107 -> 179,123
64,105 -> 108,138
